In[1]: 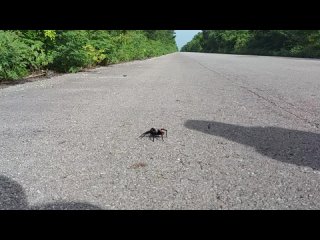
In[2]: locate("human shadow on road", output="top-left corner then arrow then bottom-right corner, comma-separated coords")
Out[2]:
0,175 -> 102,210
184,120 -> 320,170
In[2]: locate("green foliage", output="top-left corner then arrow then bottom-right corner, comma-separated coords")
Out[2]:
48,31 -> 92,72
83,44 -> 107,66
181,30 -> 320,58
0,30 -> 177,80
104,30 -> 176,62
0,31 -> 31,80
23,38 -> 53,71
43,30 -> 56,41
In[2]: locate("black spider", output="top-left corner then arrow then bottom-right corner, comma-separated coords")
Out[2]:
139,128 -> 167,142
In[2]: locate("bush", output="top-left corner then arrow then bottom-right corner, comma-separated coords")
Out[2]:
0,30 -> 178,79
0,31 -> 32,80
83,44 -> 107,67
23,38 -> 53,71
49,31 -> 91,73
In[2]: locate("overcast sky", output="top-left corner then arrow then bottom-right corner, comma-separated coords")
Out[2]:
175,30 -> 202,50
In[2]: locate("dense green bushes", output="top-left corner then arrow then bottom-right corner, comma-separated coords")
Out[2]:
181,30 -> 320,58
48,31 -> 93,73
0,30 -> 177,81
0,31 -> 36,80
0,30 -> 57,80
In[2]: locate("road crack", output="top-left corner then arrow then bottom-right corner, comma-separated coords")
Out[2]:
240,85 -> 319,129
187,56 -> 320,129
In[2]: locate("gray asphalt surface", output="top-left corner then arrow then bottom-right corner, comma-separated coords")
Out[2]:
1,52 -> 320,209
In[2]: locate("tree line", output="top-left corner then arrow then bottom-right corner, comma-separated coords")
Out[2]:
0,30 -> 177,81
181,30 -> 320,58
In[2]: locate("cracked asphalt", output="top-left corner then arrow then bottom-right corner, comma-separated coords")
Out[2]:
1,52 -> 320,209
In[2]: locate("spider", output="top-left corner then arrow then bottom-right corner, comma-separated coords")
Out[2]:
139,128 -> 167,142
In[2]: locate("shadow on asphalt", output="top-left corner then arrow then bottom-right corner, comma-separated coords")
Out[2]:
0,175 -> 102,210
184,120 -> 320,170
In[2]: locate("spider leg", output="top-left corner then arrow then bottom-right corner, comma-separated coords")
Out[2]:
147,134 -> 154,142
139,130 -> 151,138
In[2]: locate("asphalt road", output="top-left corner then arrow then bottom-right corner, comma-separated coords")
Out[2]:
1,52 -> 320,209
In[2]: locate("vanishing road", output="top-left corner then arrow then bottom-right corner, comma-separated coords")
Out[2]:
1,52 -> 320,209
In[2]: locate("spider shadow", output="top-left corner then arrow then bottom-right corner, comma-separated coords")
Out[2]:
184,120 -> 320,170
140,135 -> 163,142
0,175 -> 102,210
140,131 -> 169,142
